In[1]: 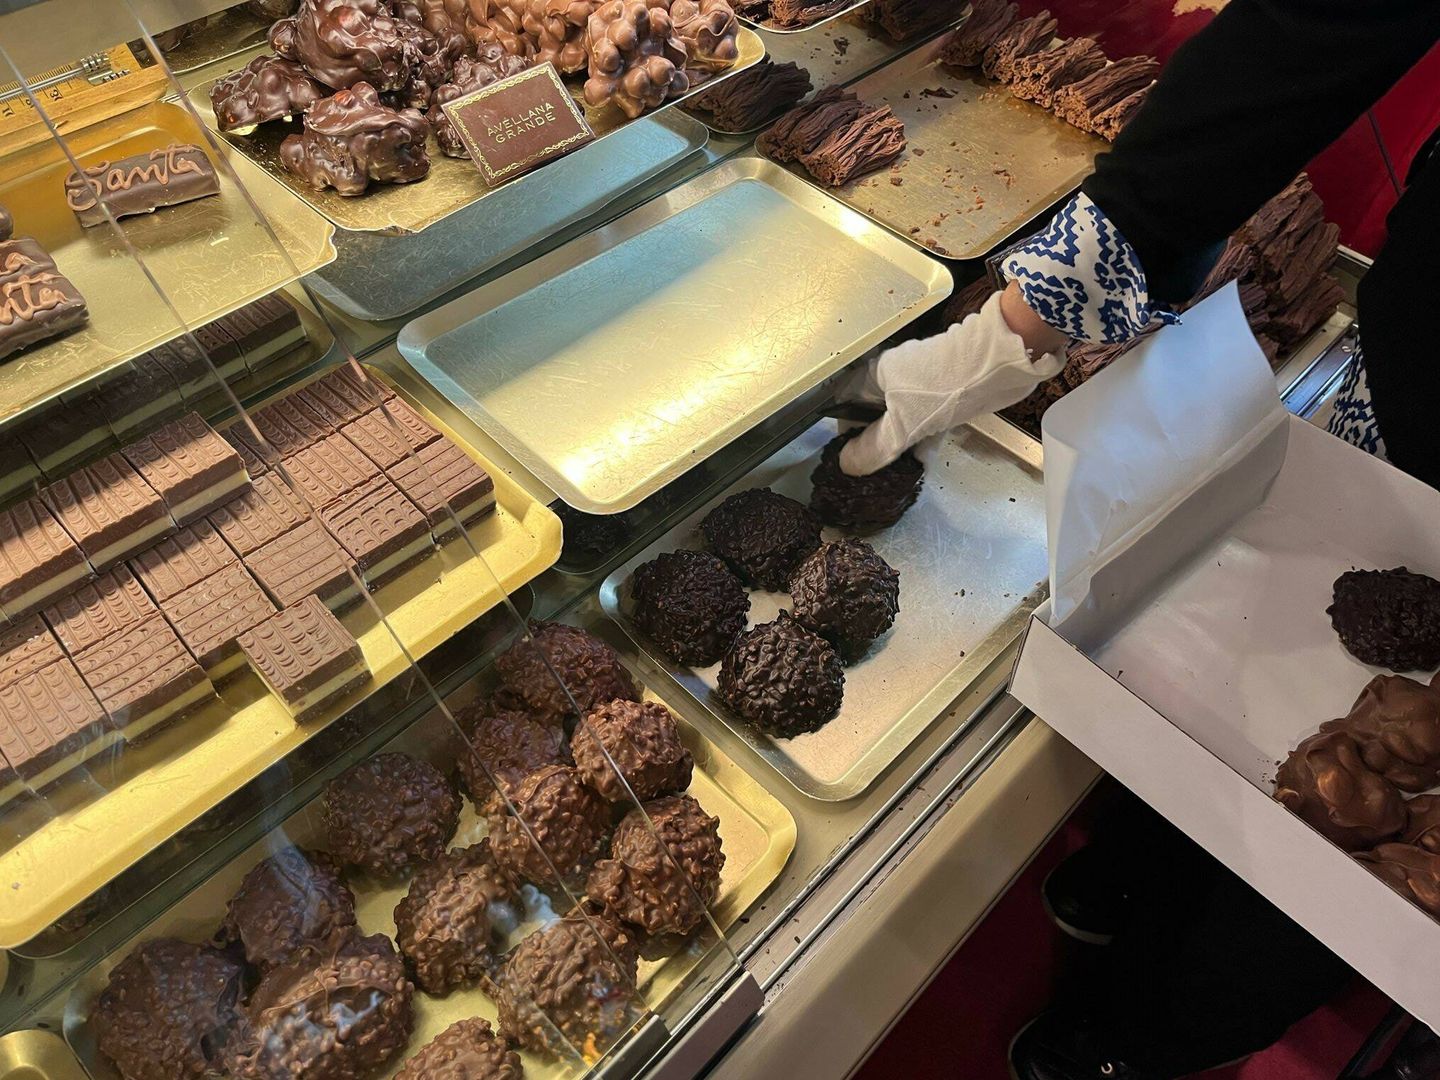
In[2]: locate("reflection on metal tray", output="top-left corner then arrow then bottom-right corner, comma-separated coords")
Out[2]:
62,674 -> 795,1080
152,8 -> 270,75
189,29 -> 763,236
0,365 -> 561,949
602,415 -> 1047,800
306,112 -> 709,322
398,156 -> 952,515
780,34 -> 1103,260
0,1030 -> 88,1080
0,100 -> 335,426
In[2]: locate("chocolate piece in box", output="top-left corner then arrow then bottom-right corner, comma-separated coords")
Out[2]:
74,613 -> 215,741
131,520 -> 239,604
387,437 -> 495,539
40,453 -> 173,570
64,143 -> 220,228
318,474 -> 432,585
0,658 -> 118,790
160,560 -> 277,679
208,473 -> 309,557
238,594 -> 368,721
0,497 -> 91,616
247,517 -> 360,611
123,412 -> 250,525
0,613 -> 64,689
43,565 -> 157,657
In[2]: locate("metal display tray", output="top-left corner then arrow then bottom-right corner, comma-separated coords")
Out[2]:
779,34 -> 1103,260
398,156 -> 952,515
0,1031 -> 88,1080
157,7 -> 271,75
0,100 -> 336,427
189,31 -> 763,236
0,365 -> 562,949
305,112 -> 709,322
62,669 -> 796,1080
741,0 -> 873,35
602,415 -> 1047,800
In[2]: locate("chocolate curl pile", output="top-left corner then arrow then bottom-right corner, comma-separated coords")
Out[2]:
1050,53 -> 1159,132
866,0 -> 957,42
981,11 -> 1057,81
427,47 -> 534,157
271,0 -> 413,91
1008,36 -> 1107,109
766,0 -> 848,28
938,0 -> 1018,67
796,104 -> 906,187
671,0 -> 740,73
280,81 -> 431,195
584,0 -> 689,118
757,85 -> 865,161
691,57 -> 812,131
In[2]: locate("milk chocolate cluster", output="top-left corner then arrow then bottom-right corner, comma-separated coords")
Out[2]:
494,620 -> 640,726
279,81 -> 432,195
221,846 -> 357,971
1319,674 -> 1440,792
395,1017 -> 522,1080
456,698 -> 570,801
485,763 -> 611,886
321,750 -> 461,876
1274,729 -> 1406,851
572,697 -> 694,802
584,0 -> 690,119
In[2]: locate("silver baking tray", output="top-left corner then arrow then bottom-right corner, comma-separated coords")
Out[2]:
601,415 -> 1047,800
397,156 -> 952,515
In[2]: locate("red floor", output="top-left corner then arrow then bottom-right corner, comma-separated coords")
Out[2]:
855,797 -> 1393,1080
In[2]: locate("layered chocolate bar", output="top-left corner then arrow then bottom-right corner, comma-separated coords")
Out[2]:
15,392 -> 115,479
310,365 -> 395,416
43,565 -> 157,657
0,498 -> 92,616
239,595 -> 368,722
221,294 -> 306,372
251,397 -> 329,453
0,237 -> 88,360
0,658 -> 118,791
73,614 -> 215,741
246,518 -> 359,612
318,475 -> 432,586
64,143 -> 221,228
207,474 -> 308,557
122,412 -> 250,525
338,402 -> 439,471
0,614 -> 65,690
160,560 -> 276,679
283,433 -> 380,509
0,435 -> 39,505
387,438 -> 496,541
40,453 -> 172,570
95,354 -> 185,442
131,520 -> 239,604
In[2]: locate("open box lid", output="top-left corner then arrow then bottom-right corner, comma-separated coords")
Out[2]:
1010,287 -> 1440,1031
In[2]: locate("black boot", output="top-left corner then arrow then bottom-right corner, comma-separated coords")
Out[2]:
1042,846 -> 1135,946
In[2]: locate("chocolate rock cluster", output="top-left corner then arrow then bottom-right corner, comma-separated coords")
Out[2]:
456,697 -> 570,800
221,846 -> 357,971
584,0 -> 690,118
790,537 -> 899,663
809,430 -> 924,530
279,81 -> 431,196
572,697 -> 694,802
321,750 -> 461,877
495,620 -> 640,725
1329,567 -> 1440,672
701,488 -> 821,592
395,1017 -> 523,1080
484,762 -> 611,887
631,549 -> 749,666
719,610 -> 844,738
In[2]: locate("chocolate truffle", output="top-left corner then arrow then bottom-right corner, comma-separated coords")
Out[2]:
1403,793 -> 1440,854
631,550 -> 749,667
210,54 -> 328,132
1328,567 -> 1440,671
789,537 -> 900,663
221,847 -> 356,971
588,794 -> 724,951
395,1017 -> 522,1080
225,931 -> 414,1080
494,904 -> 642,1058
809,430 -> 923,530
700,488 -> 821,591
455,701 -> 569,802
90,938 -> 243,1080
1319,673 -> 1440,792
393,839 -> 517,995
1356,843 -> 1440,916
1273,730 -> 1406,851
280,81 -> 430,196
718,610 -> 844,738
572,698 -> 693,802
322,751 -> 460,877
484,764 -> 610,887
494,621 -> 640,726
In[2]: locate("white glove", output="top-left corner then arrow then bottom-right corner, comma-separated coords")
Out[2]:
838,291 -> 1066,476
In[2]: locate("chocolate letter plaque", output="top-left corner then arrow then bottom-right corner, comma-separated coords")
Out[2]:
440,63 -> 596,185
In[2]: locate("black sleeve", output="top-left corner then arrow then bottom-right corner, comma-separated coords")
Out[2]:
1081,0 -> 1440,304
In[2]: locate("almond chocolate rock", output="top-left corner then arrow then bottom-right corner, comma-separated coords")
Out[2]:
319,474 -> 432,585
1319,673 -> 1440,792
64,143 -> 220,228
208,474 -> 309,556
246,518 -> 359,612
1329,567 -> 1440,672
322,751 -> 460,877
161,560 -> 277,679
485,763 -> 610,887
221,846 -> 357,971
280,81 -> 431,196
700,487 -> 821,591
284,432 -> 380,508
0,614 -> 64,689
0,658 -> 118,790
210,54 -> 329,133
1273,729 -> 1406,851
0,497 -> 91,616
395,1017 -> 522,1080
130,520 -> 239,604
584,0 -> 689,119
572,698 -> 693,802
387,437 -> 495,538
73,613 -> 215,741
0,245 -> 89,360
672,0 -> 738,71
238,594 -> 368,721
1404,793 -> 1440,854
40,453 -> 172,571
90,938 -> 244,1080
631,549 -> 749,666
123,412 -> 250,526
456,702 -> 570,802
790,537 -> 899,663
809,429 -> 923,530
495,621 -> 639,726
273,0 -> 414,91
44,564 -> 157,656
393,838 -> 517,995
1356,842 -> 1440,917
718,610 -> 844,738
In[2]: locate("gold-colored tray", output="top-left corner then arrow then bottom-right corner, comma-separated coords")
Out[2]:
0,1031 -> 88,1080
0,100 -> 336,426
62,676 -> 796,1080
781,34 -> 1104,260
188,30 -> 765,236
0,366 -> 562,948
158,8 -> 272,75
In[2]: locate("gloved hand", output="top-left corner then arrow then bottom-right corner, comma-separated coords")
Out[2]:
837,291 -> 1066,476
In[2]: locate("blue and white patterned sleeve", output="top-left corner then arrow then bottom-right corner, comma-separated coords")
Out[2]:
1001,192 -> 1180,345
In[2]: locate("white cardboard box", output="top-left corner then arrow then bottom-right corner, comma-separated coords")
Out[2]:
1010,286 -> 1440,1030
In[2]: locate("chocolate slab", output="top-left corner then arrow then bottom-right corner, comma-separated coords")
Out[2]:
246,518 -> 359,612
0,614 -> 65,689
95,354 -> 185,441
0,435 -> 39,504
340,400 -> 440,467
64,143 -> 221,228
0,658 -> 117,790
221,422 -> 274,477
43,565 -> 157,657
255,398 -> 332,453
208,474 -> 310,557
284,433 -> 380,508
74,613 -> 214,740
312,366 -> 395,415
131,520 -> 239,604
159,560 -> 277,678
387,438 -> 495,539
0,257 -> 89,361
193,322 -> 246,381
40,453 -> 173,570
0,497 -> 91,616
219,294 -> 306,372
239,404 -> 318,460
293,382 -> 367,430
148,340 -> 224,407
318,475 -> 432,584
123,412 -> 250,526
239,594 -> 368,722
14,393 -> 114,480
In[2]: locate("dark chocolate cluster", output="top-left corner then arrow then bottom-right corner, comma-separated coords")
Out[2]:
221,846 -> 357,971
1319,673 -> 1440,792
1328,567 -> 1440,672
272,0 -> 413,91
427,47 -> 533,157
210,54 -> 329,132
393,839 -> 518,994
456,698 -> 570,802
572,697 -> 694,802
809,429 -> 924,530
321,751 -> 460,877
631,549 -> 749,666
790,537 -> 899,663
1273,730 -> 1405,851
279,81 -> 431,196
1356,843 -> 1440,916
90,938 -> 243,1080
588,793 -> 724,950
494,621 -> 640,726
395,1017 -> 523,1080
718,610 -> 844,737
700,488 -> 821,591
485,763 -> 611,886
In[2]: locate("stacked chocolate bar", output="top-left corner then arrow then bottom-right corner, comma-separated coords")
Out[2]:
0,207 -> 89,363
